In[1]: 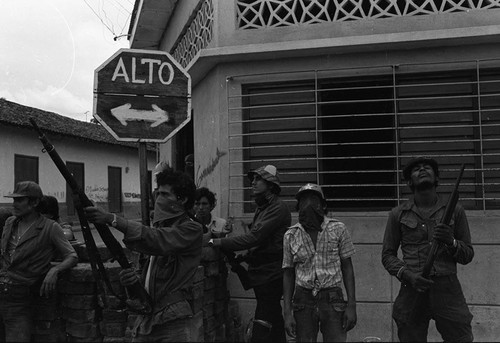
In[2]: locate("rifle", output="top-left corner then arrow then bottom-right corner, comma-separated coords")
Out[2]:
221,248 -> 252,290
217,216 -> 252,290
30,119 -> 153,314
408,163 -> 466,321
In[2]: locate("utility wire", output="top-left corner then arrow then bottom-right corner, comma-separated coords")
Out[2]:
108,0 -> 131,16
82,0 -> 131,38
99,0 -> 116,34
106,0 -> 132,34
83,0 -> 116,36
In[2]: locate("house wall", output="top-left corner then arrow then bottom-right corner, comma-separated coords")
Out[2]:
160,41 -> 500,341
0,125 -> 156,221
151,2 -> 500,341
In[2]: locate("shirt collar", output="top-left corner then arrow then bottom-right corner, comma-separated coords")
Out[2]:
405,195 -> 447,212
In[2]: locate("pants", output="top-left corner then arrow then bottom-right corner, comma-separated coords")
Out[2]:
0,283 -> 34,342
252,278 -> 286,342
132,317 -> 194,342
293,286 -> 347,342
393,274 -> 473,342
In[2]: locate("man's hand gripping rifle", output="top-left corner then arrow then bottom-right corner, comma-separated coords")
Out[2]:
30,119 -> 152,314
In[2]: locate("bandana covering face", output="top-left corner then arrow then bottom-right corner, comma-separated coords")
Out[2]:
152,194 -> 185,226
299,204 -> 324,232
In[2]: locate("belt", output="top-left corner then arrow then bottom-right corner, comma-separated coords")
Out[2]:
296,285 -> 342,298
0,282 -> 31,296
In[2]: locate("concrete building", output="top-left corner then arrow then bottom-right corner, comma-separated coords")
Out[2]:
0,98 -> 156,222
128,1 -> 500,341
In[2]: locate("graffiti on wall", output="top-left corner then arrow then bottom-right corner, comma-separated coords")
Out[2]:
85,185 -> 108,203
196,148 -> 227,186
46,192 -> 66,201
2,186 -> 141,204
124,192 -> 141,199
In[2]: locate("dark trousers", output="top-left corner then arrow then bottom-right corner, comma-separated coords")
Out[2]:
293,286 -> 347,342
393,274 -> 473,342
252,278 -> 286,343
0,283 -> 34,342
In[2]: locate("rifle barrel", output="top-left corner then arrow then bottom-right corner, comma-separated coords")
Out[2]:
30,119 -> 153,314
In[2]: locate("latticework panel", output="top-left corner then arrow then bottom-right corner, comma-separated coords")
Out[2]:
237,0 -> 500,28
171,0 -> 214,68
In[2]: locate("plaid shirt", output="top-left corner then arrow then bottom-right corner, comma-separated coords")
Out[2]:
283,217 -> 355,291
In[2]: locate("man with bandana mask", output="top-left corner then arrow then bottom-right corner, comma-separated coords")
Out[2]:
84,167 -> 202,342
382,157 -> 474,342
208,165 -> 291,342
283,183 -> 357,342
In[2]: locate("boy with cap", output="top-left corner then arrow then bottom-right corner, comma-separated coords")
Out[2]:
283,183 -> 357,342
382,157 -> 474,342
208,165 -> 291,342
0,181 -> 78,342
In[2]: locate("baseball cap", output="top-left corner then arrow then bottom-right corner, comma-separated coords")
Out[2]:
295,183 -> 325,201
247,165 -> 281,191
403,156 -> 439,181
5,181 -> 43,199
153,161 -> 170,176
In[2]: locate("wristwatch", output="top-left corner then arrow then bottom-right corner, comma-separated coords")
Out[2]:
448,238 -> 457,248
111,214 -> 118,228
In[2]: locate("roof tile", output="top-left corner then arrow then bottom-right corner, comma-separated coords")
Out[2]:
0,98 -> 154,150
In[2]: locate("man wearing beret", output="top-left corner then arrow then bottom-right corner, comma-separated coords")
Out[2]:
382,157 -> 474,342
0,181 -> 78,342
209,165 -> 291,342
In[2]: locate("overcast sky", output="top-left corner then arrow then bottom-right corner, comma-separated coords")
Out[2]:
0,0 -> 134,122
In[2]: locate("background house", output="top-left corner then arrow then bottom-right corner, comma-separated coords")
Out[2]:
0,98 -> 156,222
128,0 -> 500,341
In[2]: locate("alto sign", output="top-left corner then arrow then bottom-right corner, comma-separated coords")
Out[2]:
93,49 -> 191,142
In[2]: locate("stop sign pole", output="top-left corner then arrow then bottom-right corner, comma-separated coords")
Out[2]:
138,142 -> 149,226
94,49 -> 191,226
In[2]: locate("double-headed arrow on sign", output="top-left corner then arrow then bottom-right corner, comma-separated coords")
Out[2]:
110,103 -> 169,127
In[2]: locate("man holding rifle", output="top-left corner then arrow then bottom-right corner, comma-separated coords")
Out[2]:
85,167 -> 202,342
208,165 -> 291,342
382,157 -> 474,342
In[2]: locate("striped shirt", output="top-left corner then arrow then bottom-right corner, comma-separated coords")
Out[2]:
283,217 -> 355,291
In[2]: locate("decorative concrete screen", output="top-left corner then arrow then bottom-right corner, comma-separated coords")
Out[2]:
236,0 -> 500,28
172,0 -> 214,68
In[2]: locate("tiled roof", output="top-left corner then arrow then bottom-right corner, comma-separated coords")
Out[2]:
0,98 -> 150,149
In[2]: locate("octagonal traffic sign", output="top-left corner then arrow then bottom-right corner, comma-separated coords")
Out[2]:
93,48 -> 191,142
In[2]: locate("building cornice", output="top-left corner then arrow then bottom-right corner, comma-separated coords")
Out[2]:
187,25 -> 500,85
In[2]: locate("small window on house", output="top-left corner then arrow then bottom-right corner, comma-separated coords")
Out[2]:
14,155 -> 39,184
66,162 -> 84,216
108,166 -> 122,213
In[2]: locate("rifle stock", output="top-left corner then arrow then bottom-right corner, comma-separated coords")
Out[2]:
408,163 -> 465,322
30,119 -> 152,314
220,248 -> 252,290
217,217 -> 252,290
